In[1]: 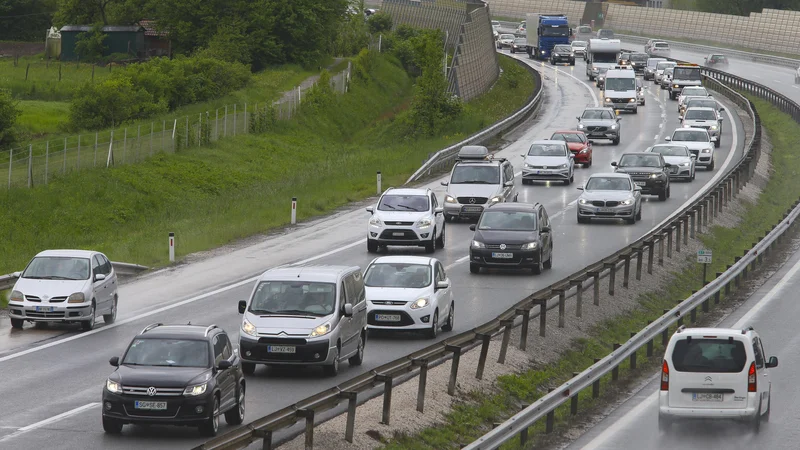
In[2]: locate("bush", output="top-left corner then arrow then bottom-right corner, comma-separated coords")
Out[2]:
194,23 -> 252,65
74,24 -> 107,63
69,77 -> 167,129
367,12 -> 393,34
303,70 -> 335,112
0,89 -> 21,147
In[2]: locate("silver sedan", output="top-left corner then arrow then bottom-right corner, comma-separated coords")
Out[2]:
645,144 -> 696,181
577,173 -> 642,224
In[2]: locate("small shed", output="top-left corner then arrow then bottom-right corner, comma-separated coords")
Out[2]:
59,25 -> 145,61
138,20 -> 171,57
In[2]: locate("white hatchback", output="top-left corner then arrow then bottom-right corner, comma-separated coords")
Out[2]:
366,188 -> 445,254
659,326 -> 778,432
363,256 -> 454,339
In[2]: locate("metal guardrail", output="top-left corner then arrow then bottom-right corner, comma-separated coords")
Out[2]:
0,261 -> 149,291
405,54 -> 544,184
465,64 -> 800,448
194,59 -> 762,449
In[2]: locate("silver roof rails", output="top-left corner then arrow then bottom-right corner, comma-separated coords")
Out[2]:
204,324 -> 219,337
140,323 -> 163,334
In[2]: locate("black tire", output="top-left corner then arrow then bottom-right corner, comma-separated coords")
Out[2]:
570,60 -> 575,66
442,302 -> 454,332
241,362 -> 256,375
635,206 -> 642,221
445,214 -> 455,223
586,158 -> 592,168
642,98 -> 646,106
424,233 -> 435,253
427,310 -> 439,339
658,189 -> 667,201
577,215 -> 590,224
543,246 -> 553,269
708,158 -> 715,171
666,185 -> 671,198
102,416 -> 123,434
323,347 -> 340,377
10,318 -> 24,329
367,239 -> 378,253
632,107 -> 638,114
522,178 -> 531,185
199,396 -> 220,437
81,303 -> 96,331
103,296 -> 117,324
626,215 -> 636,224
532,255 -> 543,275
470,263 -> 480,274
714,138 -> 721,148
348,332 -> 365,366
612,137 -> 620,145
224,384 -> 245,425
435,225 -> 446,249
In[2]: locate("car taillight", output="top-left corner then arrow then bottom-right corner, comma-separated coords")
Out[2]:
660,360 -> 669,390
748,362 -> 757,392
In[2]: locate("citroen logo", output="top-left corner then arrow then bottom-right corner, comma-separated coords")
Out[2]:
499,244 -> 507,250
705,376 -> 713,382
469,198 -> 476,204
147,387 -> 157,396
278,331 -> 287,336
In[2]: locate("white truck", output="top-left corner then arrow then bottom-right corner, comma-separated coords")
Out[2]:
586,39 -> 621,81
603,68 -> 639,113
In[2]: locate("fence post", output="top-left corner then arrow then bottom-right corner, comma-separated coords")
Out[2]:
377,171 -> 382,194
172,119 -> 177,152
377,375 -> 393,425
27,145 -> 32,188
169,232 -> 175,262
498,319 -> 514,363
106,131 -> 114,168
476,334 -> 491,380
291,197 -> 297,224
341,391 -> 358,442
446,345 -> 462,396
7,148 -> 12,189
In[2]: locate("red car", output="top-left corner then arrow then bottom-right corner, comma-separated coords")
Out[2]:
550,131 -> 593,166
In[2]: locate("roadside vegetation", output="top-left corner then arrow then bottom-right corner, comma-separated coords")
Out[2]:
374,98 -> 800,449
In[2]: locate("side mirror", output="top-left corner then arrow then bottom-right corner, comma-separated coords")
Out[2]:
690,154 -> 697,159
342,303 -> 354,317
719,107 -> 725,112
710,136 -> 718,142
238,300 -> 247,314
719,117 -> 724,121
678,117 -> 682,121
616,118 -> 621,122
504,181 -> 514,187
664,163 -> 672,168
634,185 -> 643,191
435,281 -> 450,291
521,154 -> 527,158
441,181 -> 449,186
469,224 -> 477,231
94,273 -> 106,281
541,226 -> 551,233
576,116 -> 581,120
610,161 -> 618,167
218,359 -> 233,370
12,271 -> 20,278
766,356 -> 779,368
664,136 -> 672,141
366,207 -> 374,214
434,207 -> 444,214
568,153 -> 574,159
109,356 -> 120,367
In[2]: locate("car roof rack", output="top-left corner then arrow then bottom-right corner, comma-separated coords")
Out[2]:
204,324 -> 219,337
140,323 -> 163,334
741,325 -> 754,334
457,145 -> 490,161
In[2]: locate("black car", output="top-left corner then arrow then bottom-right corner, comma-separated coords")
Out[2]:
550,44 -> 575,65
628,52 -> 649,72
102,323 -> 245,436
611,152 -> 671,201
510,38 -> 527,54
469,202 -> 553,275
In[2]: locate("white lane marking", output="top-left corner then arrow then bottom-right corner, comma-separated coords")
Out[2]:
653,134 -> 658,139
793,85 -> 799,89
773,80 -> 781,84
539,59 -> 598,107
445,256 -> 470,271
0,403 -> 100,442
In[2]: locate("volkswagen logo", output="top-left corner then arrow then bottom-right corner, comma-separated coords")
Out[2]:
147,387 -> 157,396
469,198 -> 476,204
499,244 -> 507,250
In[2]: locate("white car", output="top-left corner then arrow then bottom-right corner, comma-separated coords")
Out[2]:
497,34 -> 515,49
682,107 -> 723,148
363,255 -> 454,338
7,249 -> 118,330
576,173 -> 642,224
677,86 -> 710,111
366,188 -> 445,254
665,127 -> 715,170
659,326 -> 778,431
521,140 -> 575,185
646,144 -> 696,180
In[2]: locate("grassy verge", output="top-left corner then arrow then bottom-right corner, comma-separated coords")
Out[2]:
0,55 -> 534,273
0,55 -> 113,101
376,99 -> 798,449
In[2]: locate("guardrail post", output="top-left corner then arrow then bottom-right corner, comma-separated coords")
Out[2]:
742,252 -> 749,280
476,334 -> 491,380
662,310 -> 670,347
683,216 -> 689,243
634,247 -> 643,281
605,262 -> 616,296
667,228 -> 673,259
590,271 -> 600,305
690,291 -> 697,322
629,333 -> 637,370
340,391 -> 358,442
658,235 -> 665,266
546,388 -> 555,433
411,359 -> 429,413
376,374 -> 393,425
734,171 -> 740,195
556,289 -> 566,327
446,345 -> 462,396
718,188 -> 724,213
295,409 -> 314,450
677,304 -> 684,326
571,279 -> 583,317
536,299 -> 548,337
647,240 -> 655,274
696,204 -> 703,232
520,426 -> 529,446
622,255 -> 631,288
592,358 -> 601,398
647,320 -> 654,357
498,319 -> 514,363
734,258 -> 742,287
676,221 -> 682,253
612,344 -> 621,381
571,372 -> 580,415
703,198 -> 709,225
254,429 -> 274,450
517,308 -> 531,350
689,210 -> 696,239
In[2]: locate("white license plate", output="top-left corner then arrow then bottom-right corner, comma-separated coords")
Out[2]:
267,345 -> 296,354
375,314 -> 401,322
692,393 -> 723,402
535,170 -> 549,174
598,208 -> 613,213
392,232 -> 405,237
134,401 -> 167,410
35,306 -> 53,312
492,252 -> 514,259
634,181 -> 646,186
463,206 -> 482,212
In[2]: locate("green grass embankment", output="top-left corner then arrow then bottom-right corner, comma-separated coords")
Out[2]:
376,99 -> 800,450
0,54 -> 534,273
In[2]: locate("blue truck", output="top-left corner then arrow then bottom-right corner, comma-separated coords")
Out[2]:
525,13 -> 572,60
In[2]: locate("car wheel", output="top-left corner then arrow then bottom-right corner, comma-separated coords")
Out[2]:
442,302 -> 455,332
642,98 -> 646,106
708,158 -> 715,171
635,206 -> 642,221
577,214 -> 590,224
532,254 -> 543,275
753,399 -> 762,432
348,331 -> 365,366
224,384 -> 245,425
323,347 -> 340,377
241,362 -> 256,375
612,137 -> 620,145
103,296 -> 117,324
424,232 -> 436,253
691,169 -> 696,181
102,416 -> 124,434
522,178 -> 530,185
626,215 -> 636,224
543,246 -> 553,269
570,60 -> 575,66
427,309 -> 439,339
367,239 -> 378,253
633,107 -> 638,114
81,303 -> 96,331
666,185 -> 671,198
200,396 -> 220,437
436,224 -> 446,249
586,157 -> 592,168
445,214 -> 455,223
714,138 -> 721,148
658,189 -> 667,201
764,388 -> 771,421
10,318 -> 24,329
470,263 -> 481,274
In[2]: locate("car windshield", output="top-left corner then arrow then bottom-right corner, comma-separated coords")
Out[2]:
605,78 -> 636,91
551,133 -> 584,143
650,146 -> 689,157
682,88 -> 707,97
571,41 -> 587,47
378,194 -> 429,212
122,338 -> 209,368
688,100 -> 718,109
657,62 -> 676,70
619,53 -> 631,60
582,110 -> 614,120
21,256 -> 91,280
450,165 -> 500,184
585,177 -> 631,191
685,109 -> 717,120
598,68 -> 609,75
578,26 -> 591,33
664,68 -> 674,75
647,59 -> 666,68
673,130 -> 709,142
542,27 -> 569,37
671,338 -> 747,373
248,281 -> 336,316
364,263 -> 432,288
710,55 -> 727,61
527,143 -> 567,156
514,38 -> 526,44
500,34 -> 514,39
654,42 -> 669,48
619,154 -> 662,168
478,210 -> 537,231
630,53 -> 648,61
554,45 -> 571,52
674,67 -> 702,80
598,30 -> 613,38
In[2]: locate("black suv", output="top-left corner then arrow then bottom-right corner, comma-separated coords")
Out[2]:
611,152 -> 672,201
102,323 -> 245,436
468,202 -> 553,275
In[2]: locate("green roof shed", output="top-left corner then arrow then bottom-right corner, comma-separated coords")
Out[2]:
59,25 -> 145,61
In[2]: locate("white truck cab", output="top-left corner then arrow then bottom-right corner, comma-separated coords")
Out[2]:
603,67 -> 638,113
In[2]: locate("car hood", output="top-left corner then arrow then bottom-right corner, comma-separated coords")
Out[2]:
565,142 -> 587,151
111,365 -> 210,388
683,120 -> 717,127
674,141 -> 713,151
365,286 -> 431,302
605,89 -> 636,97
474,229 -> 538,245
374,210 -> 429,222
579,119 -> 616,127
662,155 -> 692,165
580,190 -> 635,201
615,166 -> 663,174
447,183 -> 503,199
12,277 -> 89,298
524,155 -> 569,166
247,313 -> 332,336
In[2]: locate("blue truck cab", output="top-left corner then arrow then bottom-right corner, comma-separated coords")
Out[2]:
525,13 -> 571,60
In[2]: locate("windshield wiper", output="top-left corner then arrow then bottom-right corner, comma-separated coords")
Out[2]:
395,204 -> 420,211
249,309 -> 276,315
40,276 -> 78,280
381,204 -> 396,210
460,180 -> 495,184
275,309 -> 324,316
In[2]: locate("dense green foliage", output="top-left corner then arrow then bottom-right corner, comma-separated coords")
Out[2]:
73,24 -> 107,62
0,0 -> 56,41
0,88 -> 21,146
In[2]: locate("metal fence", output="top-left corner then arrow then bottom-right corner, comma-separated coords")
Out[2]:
191,52 -> 766,450
0,64 -> 352,192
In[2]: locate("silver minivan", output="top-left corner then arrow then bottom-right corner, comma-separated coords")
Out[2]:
237,265 -> 368,376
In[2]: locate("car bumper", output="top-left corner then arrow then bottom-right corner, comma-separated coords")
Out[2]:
644,71 -> 655,80
631,179 -> 667,194
604,100 -> 638,111
573,49 -> 586,55
551,56 -> 574,62
369,226 -> 433,246
522,168 -> 570,181
367,305 -> 434,331
470,248 -> 541,268
570,151 -> 591,164
690,151 -> 714,166
658,393 -> 759,421
102,390 -> 215,425
511,46 -> 526,52
238,336 -> 334,365
667,166 -> 693,179
444,203 -> 490,219
580,128 -> 619,140
577,204 -> 635,219
7,301 -> 94,322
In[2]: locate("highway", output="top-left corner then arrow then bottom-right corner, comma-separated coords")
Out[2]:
0,45 -> 751,449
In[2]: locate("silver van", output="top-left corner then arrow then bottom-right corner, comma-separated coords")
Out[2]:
237,265 -> 368,376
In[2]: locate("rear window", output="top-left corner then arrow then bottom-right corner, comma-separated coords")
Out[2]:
671,338 -> 747,373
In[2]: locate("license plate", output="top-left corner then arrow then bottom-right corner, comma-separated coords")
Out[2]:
463,206 -> 482,212
375,314 -> 401,322
535,170 -> 547,174
134,401 -> 167,410
634,181 -> 646,186
598,208 -> 613,213
692,393 -> 723,402
392,232 -> 405,237
492,252 -> 514,259
267,345 -> 296,354
35,306 -> 53,312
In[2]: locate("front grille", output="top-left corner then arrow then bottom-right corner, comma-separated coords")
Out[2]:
23,295 -> 68,303
25,296 -> 41,302
384,221 -> 414,226
483,255 -> 523,264
485,244 -> 523,250
258,337 -> 308,345
591,201 -> 620,207
25,310 -> 65,318
379,229 -> 418,240
368,310 -> 416,327
457,197 -> 488,205
370,300 -> 408,306
611,98 -> 634,103
49,297 -> 67,303
122,386 -> 184,397
587,126 -> 607,132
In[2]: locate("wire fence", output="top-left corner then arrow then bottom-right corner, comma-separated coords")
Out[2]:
0,63 -> 352,191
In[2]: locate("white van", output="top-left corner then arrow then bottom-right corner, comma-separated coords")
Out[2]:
603,68 -> 638,113
659,326 -> 778,431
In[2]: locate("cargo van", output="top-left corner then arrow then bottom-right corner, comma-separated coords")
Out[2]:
603,68 -> 638,113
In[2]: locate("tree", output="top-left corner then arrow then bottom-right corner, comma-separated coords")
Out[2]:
367,12 -> 392,34
74,24 -> 107,62
194,21 -> 252,65
0,0 -> 57,41
69,77 -> 165,129
0,89 -> 20,147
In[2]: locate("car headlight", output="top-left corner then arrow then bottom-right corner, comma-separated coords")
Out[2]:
68,292 -> 86,303
310,322 -> 332,337
605,98 -> 612,103
558,164 -> 568,169
629,98 -> 636,102
579,148 -> 588,154
578,123 -> 585,129
592,67 -> 599,72
680,162 -> 690,167
241,317 -> 257,336
183,383 -> 208,396
650,173 -> 659,179
9,290 -> 23,302
621,198 -> 635,205
471,240 -> 485,249
710,125 -> 718,130
106,379 -> 123,394
445,195 -> 457,204
702,148 -> 712,153
489,196 -> 502,204
525,163 -> 534,169
579,198 -> 588,204
416,218 -> 432,229
610,124 -> 617,130
674,85 -> 679,88
541,50 -> 545,54
410,298 -> 429,310
369,216 -> 382,226
521,242 -> 538,250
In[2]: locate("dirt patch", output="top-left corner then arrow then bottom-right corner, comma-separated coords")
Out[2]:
0,42 -> 44,58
